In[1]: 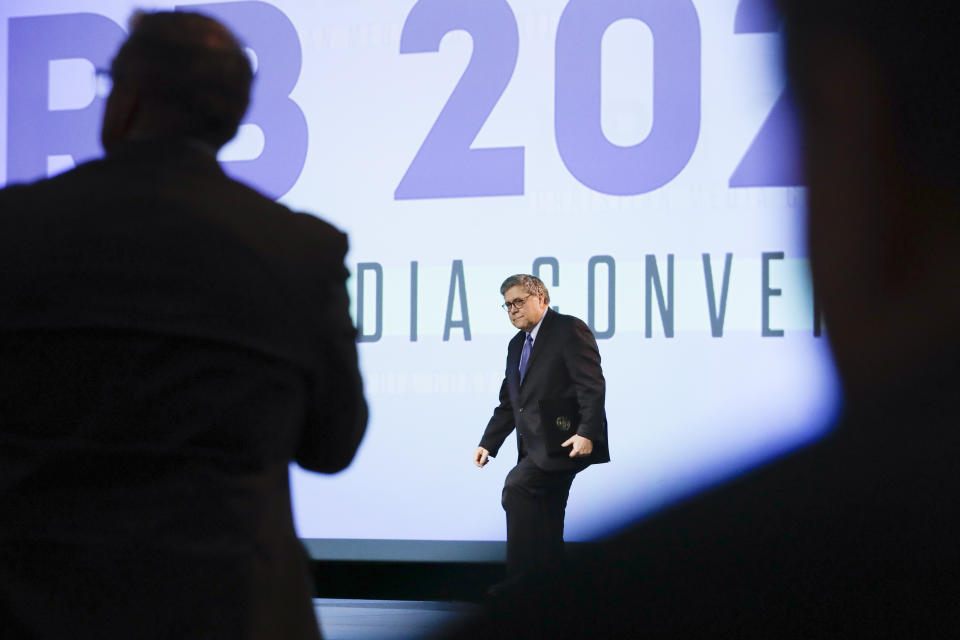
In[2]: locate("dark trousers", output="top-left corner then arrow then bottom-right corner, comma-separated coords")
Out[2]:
501,456 -> 577,577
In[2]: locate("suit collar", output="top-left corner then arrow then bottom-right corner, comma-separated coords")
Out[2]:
528,308 -> 548,343
106,138 -> 224,176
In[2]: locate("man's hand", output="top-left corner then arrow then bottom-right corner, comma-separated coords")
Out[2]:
562,434 -> 593,458
474,446 -> 491,467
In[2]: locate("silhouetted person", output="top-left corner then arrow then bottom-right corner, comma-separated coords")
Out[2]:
441,0 -> 960,637
0,11 -> 366,639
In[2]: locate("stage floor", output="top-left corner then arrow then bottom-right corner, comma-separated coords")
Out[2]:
314,599 -> 480,640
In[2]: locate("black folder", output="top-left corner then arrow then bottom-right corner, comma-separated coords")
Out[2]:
539,397 -> 581,457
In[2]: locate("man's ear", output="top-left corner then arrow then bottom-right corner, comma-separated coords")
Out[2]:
100,88 -> 140,151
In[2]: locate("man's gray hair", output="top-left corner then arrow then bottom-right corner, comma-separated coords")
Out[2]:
500,274 -> 550,306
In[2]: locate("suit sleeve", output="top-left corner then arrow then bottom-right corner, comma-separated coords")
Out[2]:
295,227 -> 368,473
564,319 -> 606,443
478,374 -> 516,458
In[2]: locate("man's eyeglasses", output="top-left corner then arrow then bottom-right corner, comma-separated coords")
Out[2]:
502,295 -> 531,311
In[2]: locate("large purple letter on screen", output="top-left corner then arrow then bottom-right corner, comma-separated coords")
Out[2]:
6,13 -> 125,185
395,0 -> 523,199
555,0 -> 701,195
728,0 -> 802,188
182,2 -> 308,199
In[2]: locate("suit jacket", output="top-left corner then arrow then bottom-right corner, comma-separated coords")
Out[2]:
0,139 -> 367,639
479,308 -> 609,472
450,347 -> 960,638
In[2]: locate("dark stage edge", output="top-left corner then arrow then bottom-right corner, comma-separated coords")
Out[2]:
314,599 -> 480,640
311,560 -> 505,602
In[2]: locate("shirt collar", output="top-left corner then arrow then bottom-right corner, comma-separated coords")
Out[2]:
528,308 -> 548,343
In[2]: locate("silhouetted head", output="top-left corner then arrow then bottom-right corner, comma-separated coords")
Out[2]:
779,0 -> 960,393
101,11 -> 253,152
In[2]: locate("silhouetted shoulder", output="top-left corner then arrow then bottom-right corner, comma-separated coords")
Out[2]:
288,210 -> 348,254
0,156 -> 108,207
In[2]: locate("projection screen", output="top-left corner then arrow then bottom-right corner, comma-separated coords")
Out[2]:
0,0 -> 840,561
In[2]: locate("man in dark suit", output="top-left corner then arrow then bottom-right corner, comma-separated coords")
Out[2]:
445,0 -> 960,637
0,11 -> 365,639
474,274 -> 609,579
